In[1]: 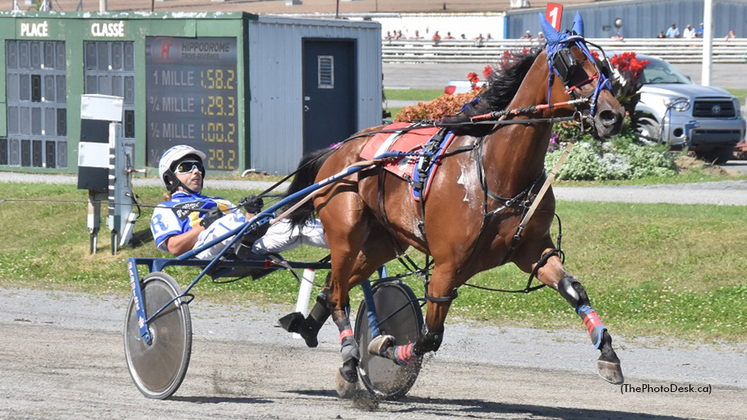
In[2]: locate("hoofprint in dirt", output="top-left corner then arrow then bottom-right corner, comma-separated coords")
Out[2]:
0,287 -> 744,420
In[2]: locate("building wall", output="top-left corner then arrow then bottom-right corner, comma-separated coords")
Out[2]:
248,16 -> 381,174
0,12 -> 381,174
376,13 -> 506,41
506,0 -> 747,40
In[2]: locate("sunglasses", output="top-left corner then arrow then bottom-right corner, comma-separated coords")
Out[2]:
174,160 -> 204,175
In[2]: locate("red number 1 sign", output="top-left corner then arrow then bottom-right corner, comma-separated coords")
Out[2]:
546,3 -> 564,31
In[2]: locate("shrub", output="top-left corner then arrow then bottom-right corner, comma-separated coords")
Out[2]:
545,119 -> 677,181
394,91 -> 478,122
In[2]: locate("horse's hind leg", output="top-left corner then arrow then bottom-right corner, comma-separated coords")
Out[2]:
520,248 -> 624,384
278,275 -> 333,348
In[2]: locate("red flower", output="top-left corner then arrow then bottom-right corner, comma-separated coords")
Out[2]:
483,65 -> 493,79
610,52 -> 649,82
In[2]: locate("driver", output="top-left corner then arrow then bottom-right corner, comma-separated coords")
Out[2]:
150,144 -> 327,259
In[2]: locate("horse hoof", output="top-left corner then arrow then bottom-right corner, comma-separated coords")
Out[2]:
278,312 -> 304,333
367,334 -> 395,357
597,359 -> 624,385
335,368 -> 359,399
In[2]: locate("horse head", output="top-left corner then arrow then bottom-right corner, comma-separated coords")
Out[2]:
541,12 -> 624,138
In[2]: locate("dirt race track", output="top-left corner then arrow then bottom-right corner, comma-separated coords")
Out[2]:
1,287 -> 745,420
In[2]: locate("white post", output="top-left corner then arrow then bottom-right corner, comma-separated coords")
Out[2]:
295,269 -> 315,315
701,0 -> 713,86
293,269 -> 315,339
99,0 -> 107,13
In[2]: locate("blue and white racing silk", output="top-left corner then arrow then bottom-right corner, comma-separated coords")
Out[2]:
150,191 -> 328,259
150,191 -> 236,253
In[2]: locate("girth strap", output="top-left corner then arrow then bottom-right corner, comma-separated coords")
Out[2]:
414,128 -> 449,244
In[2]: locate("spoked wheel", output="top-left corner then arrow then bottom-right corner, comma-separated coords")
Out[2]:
124,272 -> 192,399
354,279 -> 424,400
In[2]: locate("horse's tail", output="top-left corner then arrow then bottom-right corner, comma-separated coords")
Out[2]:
282,147 -> 336,228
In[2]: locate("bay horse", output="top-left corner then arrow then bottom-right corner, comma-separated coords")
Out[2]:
283,14 -> 625,396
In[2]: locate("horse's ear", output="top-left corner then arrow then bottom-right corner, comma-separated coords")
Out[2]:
539,13 -> 561,47
572,12 -> 585,37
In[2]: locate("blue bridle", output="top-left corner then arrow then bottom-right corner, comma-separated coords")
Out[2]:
545,34 -> 614,117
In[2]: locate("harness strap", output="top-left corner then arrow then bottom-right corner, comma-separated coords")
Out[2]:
464,213 -> 565,294
566,74 -> 599,95
474,138 -> 545,213
414,128 -> 449,241
508,141 -> 574,250
424,282 -> 459,303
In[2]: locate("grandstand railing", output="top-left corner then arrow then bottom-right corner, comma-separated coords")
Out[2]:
382,38 -> 747,64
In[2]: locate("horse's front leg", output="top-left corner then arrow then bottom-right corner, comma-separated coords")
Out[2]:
532,249 -> 624,384
369,265 -> 455,364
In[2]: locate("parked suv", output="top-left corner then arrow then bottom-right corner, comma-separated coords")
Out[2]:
633,54 -> 746,163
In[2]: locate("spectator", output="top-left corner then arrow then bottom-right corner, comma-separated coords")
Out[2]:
384,31 -> 393,41
460,33 -> 467,40
724,29 -> 736,40
683,24 -> 696,39
444,32 -> 455,40
520,30 -> 533,40
395,30 -> 403,40
432,31 -> 441,42
657,30 -> 666,38
665,23 -> 680,38
473,33 -> 484,47
536,31 -> 545,41
485,33 -> 493,40
611,32 -> 624,40
697,23 -> 704,38
411,30 -> 424,40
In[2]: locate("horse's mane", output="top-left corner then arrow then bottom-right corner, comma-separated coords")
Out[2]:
442,48 -> 543,136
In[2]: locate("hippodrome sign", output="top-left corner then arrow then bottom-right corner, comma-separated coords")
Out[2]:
145,37 -> 239,171
546,3 -> 564,32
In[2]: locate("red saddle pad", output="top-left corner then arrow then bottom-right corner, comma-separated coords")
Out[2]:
360,123 -> 441,180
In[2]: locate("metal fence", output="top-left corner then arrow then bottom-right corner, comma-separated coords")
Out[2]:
382,38 -> 747,64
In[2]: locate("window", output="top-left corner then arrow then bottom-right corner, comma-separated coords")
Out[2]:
4,40 -> 67,168
318,55 -> 334,89
84,41 -> 136,138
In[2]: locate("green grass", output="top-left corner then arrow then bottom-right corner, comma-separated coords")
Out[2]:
446,202 -> 747,343
1,182 -> 745,343
726,88 -> 747,102
384,89 -> 443,101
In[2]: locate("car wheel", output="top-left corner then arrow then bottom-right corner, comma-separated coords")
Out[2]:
634,116 -> 662,144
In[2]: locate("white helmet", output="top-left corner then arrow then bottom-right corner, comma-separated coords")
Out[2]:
158,145 -> 207,188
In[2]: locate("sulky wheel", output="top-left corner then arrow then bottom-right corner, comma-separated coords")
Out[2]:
124,271 -> 192,399
354,279 -> 424,400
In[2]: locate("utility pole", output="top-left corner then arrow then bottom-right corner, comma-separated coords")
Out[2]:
702,0 -> 713,86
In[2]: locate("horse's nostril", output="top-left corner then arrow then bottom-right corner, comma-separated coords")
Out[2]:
599,110 -> 621,126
